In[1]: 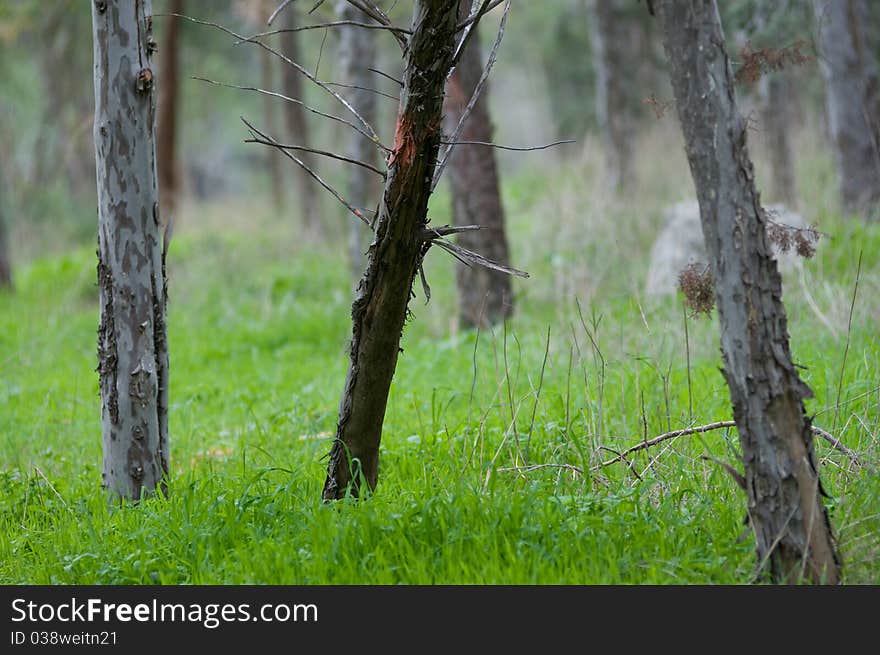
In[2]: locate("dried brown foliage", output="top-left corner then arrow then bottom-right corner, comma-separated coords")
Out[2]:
734,39 -> 812,84
643,93 -> 673,119
766,219 -> 820,258
678,262 -> 715,317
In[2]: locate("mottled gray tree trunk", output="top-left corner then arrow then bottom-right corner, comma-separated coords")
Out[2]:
813,0 -> 880,217
323,0 -> 460,500
660,0 -> 840,584
589,0 -> 634,191
92,0 -> 169,501
337,1 -> 380,282
282,6 -> 322,238
445,0 -> 513,328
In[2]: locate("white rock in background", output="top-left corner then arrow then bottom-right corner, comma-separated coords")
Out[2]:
645,200 -> 811,297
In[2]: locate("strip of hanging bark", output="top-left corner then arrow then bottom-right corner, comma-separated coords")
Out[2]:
322,0 -> 469,501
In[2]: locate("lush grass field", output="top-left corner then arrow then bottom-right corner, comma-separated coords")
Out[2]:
1,134 -> 877,584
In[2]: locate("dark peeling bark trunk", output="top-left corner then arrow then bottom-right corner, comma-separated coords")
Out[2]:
758,73 -> 797,206
323,0 -> 459,500
589,0 -> 634,191
92,0 -> 169,502
337,0 -> 379,281
660,0 -> 840,583
282,7 -> 322,237
157,0 -> 182,219
813,0 -> 880,217
445,0 -> 513,329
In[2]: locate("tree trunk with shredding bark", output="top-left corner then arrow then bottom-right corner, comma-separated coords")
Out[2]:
445,0 -> 513,328
322,0 -> 459,500
660,0 -> 840,584
337,1 -> 380,282
813,0 -> 880,217
157,0 -> 182,220
91,0 -> 169,501
282,6 -> 322,237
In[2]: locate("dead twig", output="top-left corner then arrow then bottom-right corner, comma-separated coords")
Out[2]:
439,139 -> 575,152
244,136 -> 387,177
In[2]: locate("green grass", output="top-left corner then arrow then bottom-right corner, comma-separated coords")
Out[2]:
1,138 -> 878,584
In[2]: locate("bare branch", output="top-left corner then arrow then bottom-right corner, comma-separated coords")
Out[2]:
368,67 -> 403,87
239,20 -> 412,45
267,0 -> 295,26
456,0 -> 504,31
432,0 -> 511,190
452,0 -> 492,69
345,0 -> 407,49
244,137 -> 387,177
193,76 -> 391,152
421,224 -> 481,240
326,81 -> 398,101
811,425 -> 864,468
241,117 -> 372,228
165,13 -> 383,145
439,139 -> 576,152
432,237 -> 529,278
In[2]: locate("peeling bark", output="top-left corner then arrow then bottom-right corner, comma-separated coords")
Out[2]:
445,0 -> 513,329
337,1 -> 379,281
282,6 -> 322,237
92,0 -> 169,501
813,0 -> 880,217
660,0 -> 840,583
323,0 -> 460,500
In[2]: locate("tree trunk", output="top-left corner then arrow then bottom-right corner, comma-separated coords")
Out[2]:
758,73 -> 797,206
445,0 -> 513,328
813,0 -> 880,217
0,182 -> 11,289
588,0 -> 633,191
323,0 -> 460,500
660,0 -> 840,584
157,0 -> 183,220
336,0 -> 379,281
261,44 -> 284,210
281,6 -> 322,237
92,0 -> 169,502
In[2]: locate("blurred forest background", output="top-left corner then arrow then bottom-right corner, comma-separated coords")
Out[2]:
0,1 -> 878,584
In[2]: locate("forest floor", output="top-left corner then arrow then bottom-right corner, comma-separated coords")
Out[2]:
1,131 -> 878,584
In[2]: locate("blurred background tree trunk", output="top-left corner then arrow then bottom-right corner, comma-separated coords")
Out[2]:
157,0 -> 183,221
0,176 -> 11,289
588,0 -> 634,192
282,6 -> 322,238
337,0 -> 379,281
445,0 -> 514,329
813,0 -> 880,218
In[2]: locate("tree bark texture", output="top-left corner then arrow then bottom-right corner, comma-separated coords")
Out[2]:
589,0 -> 634,191
660,0 -> 840,584
282,6 -> 322,237
92,0 -> 169,501
337,1 -> 380,282
445,0 -> 513,329
157,0 -> 182,220
813,0 -> 880,217
323,0 -> 460,500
